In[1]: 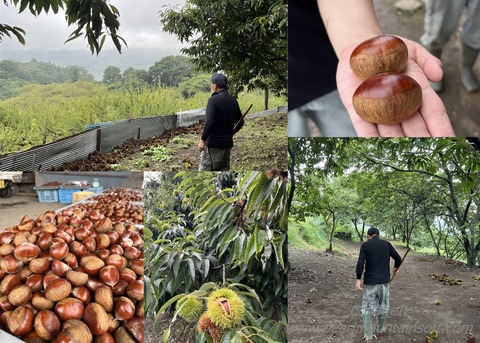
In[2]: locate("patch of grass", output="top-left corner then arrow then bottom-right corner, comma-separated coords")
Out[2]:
289,220 -> 325,251
143,146 -> 173,162
231,111 -> 287,170
170,135 -> 196,149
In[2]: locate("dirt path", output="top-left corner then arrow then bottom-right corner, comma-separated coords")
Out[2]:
0,194 -> 65,229
288,242 -> 480,342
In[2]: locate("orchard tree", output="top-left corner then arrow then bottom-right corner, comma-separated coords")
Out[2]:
0,0 -> 125,54
147,55 -> 194,87
102,65 -> 122,84
159,0 -> 287,96
290,138 -> 480,267
144,171 -> 288,342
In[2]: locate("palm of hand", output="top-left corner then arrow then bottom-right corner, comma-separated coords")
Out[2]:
336,37 -> 455,137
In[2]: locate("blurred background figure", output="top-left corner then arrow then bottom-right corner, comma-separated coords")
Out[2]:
421,0 -> 480,92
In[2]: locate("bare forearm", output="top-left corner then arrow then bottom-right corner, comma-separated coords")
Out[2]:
317,0 -> 382,58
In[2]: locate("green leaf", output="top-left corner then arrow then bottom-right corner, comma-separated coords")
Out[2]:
187,258 -> 195,279
203,258 -> 210,278
172,252 -> 183,278
155,293 -> 185,320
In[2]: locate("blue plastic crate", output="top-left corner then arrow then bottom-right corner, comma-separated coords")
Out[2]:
86,187 -> 104,194
59,188 -> 83,203
37,189 -> 59,203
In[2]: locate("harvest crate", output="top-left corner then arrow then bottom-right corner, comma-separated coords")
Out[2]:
37,189 -> 59,203
59,188 -> 84,203
72,191 -> 95,203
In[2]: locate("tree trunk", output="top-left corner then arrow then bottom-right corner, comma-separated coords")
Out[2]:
351,219 -> 364,242
264,89 -> 269,110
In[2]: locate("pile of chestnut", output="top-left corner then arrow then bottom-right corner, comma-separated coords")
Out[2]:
0,189 -> 144,343
350,35 -> 422,125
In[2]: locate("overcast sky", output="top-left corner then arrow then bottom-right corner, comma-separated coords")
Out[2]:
0,0 -> 186,52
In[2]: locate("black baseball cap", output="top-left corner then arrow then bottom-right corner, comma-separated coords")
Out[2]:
211,73 -> 228,88
367,227 -> 380,236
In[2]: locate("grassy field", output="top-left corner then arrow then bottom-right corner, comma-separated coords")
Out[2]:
0,81 -> 286,155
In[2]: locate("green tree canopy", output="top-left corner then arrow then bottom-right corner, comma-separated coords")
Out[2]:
1,0 -> 126,54
290,138 -> 480,267
147,55 -> 194,87
159,0 -> 287,95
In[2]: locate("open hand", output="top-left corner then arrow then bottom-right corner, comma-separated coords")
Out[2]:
336,36 -> 455,137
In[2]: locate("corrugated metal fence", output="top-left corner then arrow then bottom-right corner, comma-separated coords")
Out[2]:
0,110 -> 203,172
0,106 -> 285,172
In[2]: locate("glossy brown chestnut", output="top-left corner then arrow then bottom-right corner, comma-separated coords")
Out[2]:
0,274 -> 21,295
28,257 -> 51,274
7,305 -> 34,336
84,302 -> 110,335
13,242 -> 40,262
99,265 -> 120,287
25,274 -> 45,292
114,296 -> 135,321
54,319 -> 93,343
352,73 -> 422,125
125,317 -> 144,343
0,254 -> 24,274
350,35 -> 408,80
45,278 -> 72,302
8,284 -> 33,306
34,310 -> 61,340
66,270 -> 89,286
55,297 -> 85,321
31,292 -> 55,311
71,286 -> 92,304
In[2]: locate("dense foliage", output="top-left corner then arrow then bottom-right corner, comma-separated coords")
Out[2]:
160,0 -> 287,96
144,171 -> 288,342
1,0 -> 125,53
0,59 -> 94,99
289,138 -> 480,267
0,81 -> 285,155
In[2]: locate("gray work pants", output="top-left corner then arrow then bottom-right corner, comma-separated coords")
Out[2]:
421,0 -> 480,50
361,283 -> 390,341
288,90 -> 357,137
199,147 -> 231,171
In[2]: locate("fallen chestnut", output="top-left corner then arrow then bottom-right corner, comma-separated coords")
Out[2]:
350,35 -> 408,80
352,73 -> 422,125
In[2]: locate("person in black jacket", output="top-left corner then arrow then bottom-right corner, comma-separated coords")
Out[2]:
198,73 -> 244,171
355,227 -> 402,343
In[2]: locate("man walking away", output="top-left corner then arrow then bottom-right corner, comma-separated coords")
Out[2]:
355,227 -> 402,342
198,73 -> 244,171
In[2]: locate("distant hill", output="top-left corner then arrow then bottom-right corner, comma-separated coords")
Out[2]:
1,47 -> 181,80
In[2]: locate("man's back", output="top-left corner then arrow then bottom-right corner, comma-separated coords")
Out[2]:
356,236 -> 402,285
202,91 -> 243,149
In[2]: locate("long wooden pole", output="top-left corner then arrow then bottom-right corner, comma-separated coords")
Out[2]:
391,247 -> 411,282
233,104 -> 253,132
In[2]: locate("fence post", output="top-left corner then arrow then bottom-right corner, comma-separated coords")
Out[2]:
96,129 -> 102,152
137,127 -> 141,140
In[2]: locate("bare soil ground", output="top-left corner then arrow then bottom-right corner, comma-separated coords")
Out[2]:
51,112 -> 287,172
0,194 -> 65,229
288,241 -> 480,342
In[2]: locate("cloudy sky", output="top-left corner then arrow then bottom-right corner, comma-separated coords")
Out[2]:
0,0 -> 186,52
